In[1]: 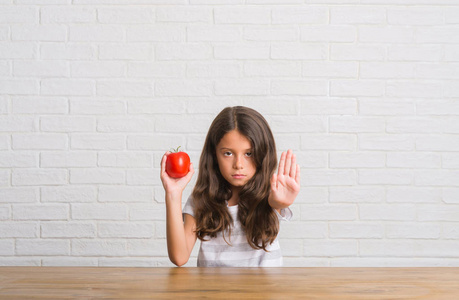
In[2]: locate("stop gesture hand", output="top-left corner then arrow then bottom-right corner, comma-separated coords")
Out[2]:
268,149 -> 300,210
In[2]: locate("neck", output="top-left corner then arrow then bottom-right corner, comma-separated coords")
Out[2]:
228,186 -> 241,206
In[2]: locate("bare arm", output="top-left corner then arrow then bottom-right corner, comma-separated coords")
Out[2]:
160,152 -> 197,267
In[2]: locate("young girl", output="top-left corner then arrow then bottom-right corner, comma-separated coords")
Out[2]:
160,106 -> 300,267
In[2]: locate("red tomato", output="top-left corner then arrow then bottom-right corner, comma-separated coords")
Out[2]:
166,151 -> 190,178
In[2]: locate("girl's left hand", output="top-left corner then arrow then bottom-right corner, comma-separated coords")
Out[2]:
268,149 -> 300,210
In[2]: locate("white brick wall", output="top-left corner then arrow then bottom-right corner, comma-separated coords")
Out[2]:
1,1 -> 458,268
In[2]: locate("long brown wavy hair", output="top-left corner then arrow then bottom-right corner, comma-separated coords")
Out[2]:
191,106 -> 279,251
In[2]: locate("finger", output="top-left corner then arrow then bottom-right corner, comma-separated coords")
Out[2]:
278,151 -> 286,175
160,151 -> 170,175
184,162 -> 195,181
284,149 -> 292,176
290,153 -> 297,179
295,164 -> 300,185
271,173 -> 278,191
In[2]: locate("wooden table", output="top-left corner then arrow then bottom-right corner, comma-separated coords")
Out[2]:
1,267 -> 458,299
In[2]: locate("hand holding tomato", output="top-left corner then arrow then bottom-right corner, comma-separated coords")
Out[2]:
166,147 -> 191,178
160,147 -> 194,194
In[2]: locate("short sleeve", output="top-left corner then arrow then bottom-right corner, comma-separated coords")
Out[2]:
182,196 -> 195,220
275,207 -> 293,221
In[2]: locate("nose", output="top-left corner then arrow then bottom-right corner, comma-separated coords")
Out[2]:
233,155 -> 244,169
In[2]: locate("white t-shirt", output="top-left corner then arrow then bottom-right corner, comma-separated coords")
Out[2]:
183,196 -> 292,267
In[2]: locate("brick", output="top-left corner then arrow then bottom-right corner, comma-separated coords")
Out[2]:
70,99 -> 126,115
330,152 -> 385,168
127,169 -> 162,186
127,240 -> 167,257
387,187 -> 441,203
360,62 -> 415,79
271,43 -> 326,60
271,80 -> 328,96
70,169 -> 125,184
0,80 -> 39,95
13,204 -> 68,220
301,25 -> 356,42
99,44 -> 153,60
157,6 -> 211,23
127,134 -> 185,150
301,134 -> 356,151
303,62 -> 358,78
41,186 -> 97,203
215,44 -> 270,60
41,116 -> 96,132
97,117 -> 155,132
41,79 -> 94,96
360,134 -> 414,151
0,153 -> 37,168
330,80 -> 385,97
330,222 -> 384,239
331,44 -> 385,61
331,6 -> 386,24
359,98 -> 415,115
300,203 -> 357,221
0,6 -> 38,23
214,7 -> 270,24
41,152 -> 96,168
359,169 -> 413,185
41,222 -> 96,238
71,134 -> 126,150
418,204 -> 459,221
330,187 -> 385,203
272,7 -> 328,24
40,43 -> 95,60
97,80 -> 153,97
386,117 -> 444,133
71,61 -> 125,77
387,152 -> 441,168
98,152 -> 152,168
416,136 -> 459,151
127,25 -> 184,42
417,26 -> 459,43
41,6 -> 95,23
245,26 -> 298,42
12,169 -> 68,186
0,222 -> 38,238
98,222 -> 154,238
13,133 -> 68,150
16,239 -> 70,256
386,223 -> 440,239
0,188 -> 38,203
359,26 -> 414,43
188,25 -> 240,42
129,62 -> 185,78
330,116 -> 385,133
130,204 -> 165,221
128,97 -> 186,114
444,153 -> 459,169
244,98 -> 299,115
244,61 -> 301,77
13,60 -> 68,77
303,239 -> 358,257
98,7 -> 155,23
416,63 -> 459,80
415,170 -> 459,187
215,79 -> 269,96
69,25 -> 124,42
388,45 -> 443,62
300,98 -> 356,115
388,7 -> 444,26
12,25 -> 66,41
72,204 -> 127,221
71,240 -> 126,256
269,116 -> 326,133
302,170 -> 356,186
360,204 -> 417,221
12,96 -> 68,114
0,116 -> 35,132
0,42 -> 37,59
360,240 -> 459,258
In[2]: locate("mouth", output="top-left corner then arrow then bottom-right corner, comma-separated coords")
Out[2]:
232,174 -> 246,179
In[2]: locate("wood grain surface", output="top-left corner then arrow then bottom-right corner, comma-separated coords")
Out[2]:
1,267 -> 458,299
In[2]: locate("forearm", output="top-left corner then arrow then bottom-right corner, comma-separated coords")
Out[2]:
165,191 -> 190,267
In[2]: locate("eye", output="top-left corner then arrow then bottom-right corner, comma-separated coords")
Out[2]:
223,151 -> 232,156
246,152 -> 252,157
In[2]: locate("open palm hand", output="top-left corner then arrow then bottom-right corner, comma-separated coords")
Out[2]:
269,149 -> 301,210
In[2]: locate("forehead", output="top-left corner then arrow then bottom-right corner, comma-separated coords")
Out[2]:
217,130 -> 252,149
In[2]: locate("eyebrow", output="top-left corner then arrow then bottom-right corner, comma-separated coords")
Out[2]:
219,147 -> 252,151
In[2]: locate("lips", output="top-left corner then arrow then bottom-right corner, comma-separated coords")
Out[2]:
232,174 -> 246,179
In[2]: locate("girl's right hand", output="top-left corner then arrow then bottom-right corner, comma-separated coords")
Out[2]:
160,151 -> 195,195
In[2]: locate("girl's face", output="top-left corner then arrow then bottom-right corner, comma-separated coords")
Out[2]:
216,130 -> 256,189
